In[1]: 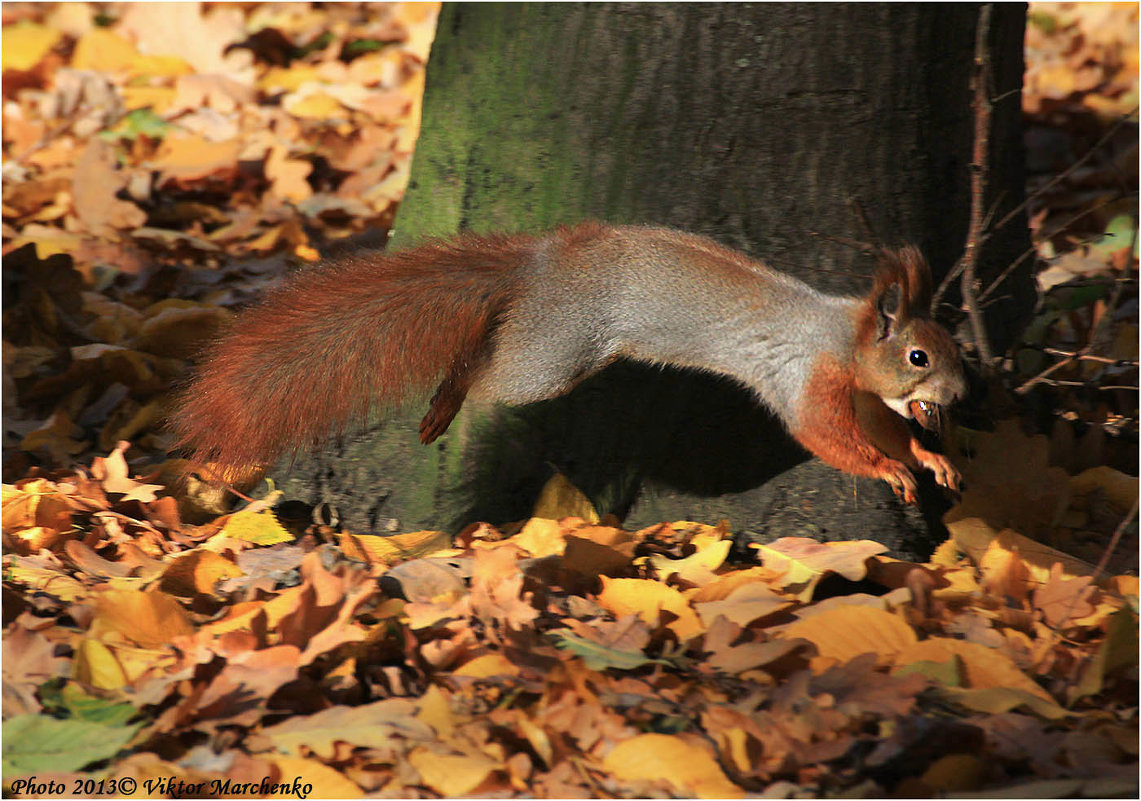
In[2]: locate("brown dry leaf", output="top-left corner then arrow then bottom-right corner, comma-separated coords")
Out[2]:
1034,563 -> 1096,629
946,421 -> 1071,540
779,604 -> 917,666
694,580 -> 794,628
703,617 -> 811,675
596,576 -> 705,640
470,547 -> 539,630
72,140 -> 147,238
602,733 -> 744,799
894,637 -> 1055,703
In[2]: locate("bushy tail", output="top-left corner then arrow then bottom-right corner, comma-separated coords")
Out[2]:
171,231 -> 533,481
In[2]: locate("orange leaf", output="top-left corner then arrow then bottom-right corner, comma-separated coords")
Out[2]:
779,604 -> 917,665
602,733 -> 743,799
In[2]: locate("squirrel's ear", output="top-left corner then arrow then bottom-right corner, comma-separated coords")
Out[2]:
874,282 -> 903,340
871,252 -> 910,340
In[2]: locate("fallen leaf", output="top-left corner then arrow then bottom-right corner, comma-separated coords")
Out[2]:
408,747 -> 501,797
779,604 -> 917,666
596,576 -> 704,640
602,733 -> 743,799
263,698 -> 433,758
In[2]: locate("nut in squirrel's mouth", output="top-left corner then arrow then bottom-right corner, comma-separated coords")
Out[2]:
909,400 -> 944,431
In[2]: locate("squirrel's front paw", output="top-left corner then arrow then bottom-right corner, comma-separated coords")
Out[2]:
913,448 -> 961,492
878,459 -> 919,505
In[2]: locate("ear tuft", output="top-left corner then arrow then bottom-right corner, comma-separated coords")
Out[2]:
876,245 -> 932,317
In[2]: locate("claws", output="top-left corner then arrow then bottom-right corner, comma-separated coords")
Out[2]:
879,459 -> 920,505
914,448 -> 962,493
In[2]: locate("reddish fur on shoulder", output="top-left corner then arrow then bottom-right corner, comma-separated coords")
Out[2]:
792,353 -> 897,479
171,230 -> 536,480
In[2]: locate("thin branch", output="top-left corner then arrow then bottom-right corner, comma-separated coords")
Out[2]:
957,3 -> 997,371
1091,499 -> 1138,583
980,192 -> 1126,303
992,105 -> 1139,235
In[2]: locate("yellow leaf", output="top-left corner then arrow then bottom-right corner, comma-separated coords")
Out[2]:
71,28 -> 139,72
260,64 -> 321,93
340,529 -> 452,565
532,473 -> 599,523
415,684 -> 455,737
73,638 -> 129,690
221,505 -> 293,546
274,757 -> 362,799
780,605 -> 917,665
895,637 -> 1054,702
651,538 -> 730,585
120,86 -> 177,114
283,86 -> 345,119
454,653 -> 519,679
753,537 -> 886,601
2,22 -> 61,71
597,577 -> 705,640
408,748 -> 499,797
4,560 -> 86,601
509,517 -> 567,557
602,734 -> 743,799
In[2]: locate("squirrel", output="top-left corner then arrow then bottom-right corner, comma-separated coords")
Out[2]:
172,221 -> 965,504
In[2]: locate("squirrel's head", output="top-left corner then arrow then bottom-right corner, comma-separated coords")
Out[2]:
854,246 -> 965,431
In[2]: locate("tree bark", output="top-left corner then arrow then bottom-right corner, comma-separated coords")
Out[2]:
274,3 -> 1032,561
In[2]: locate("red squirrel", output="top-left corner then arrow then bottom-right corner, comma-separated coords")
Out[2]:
173,221 -> 965,504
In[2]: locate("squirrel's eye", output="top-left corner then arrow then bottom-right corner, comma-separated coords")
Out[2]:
909,349 -> 929,368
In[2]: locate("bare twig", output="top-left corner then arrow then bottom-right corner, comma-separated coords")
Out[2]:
992,105 -> 1139,235
955,3 -> 997,371
979,193 -> 1127,303
1091,499 -> 1138,583
1037,347 -> 1138,367
1015,347 -> 1085,394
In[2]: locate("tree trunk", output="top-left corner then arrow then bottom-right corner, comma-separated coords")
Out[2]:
274,2 -> 1031,561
